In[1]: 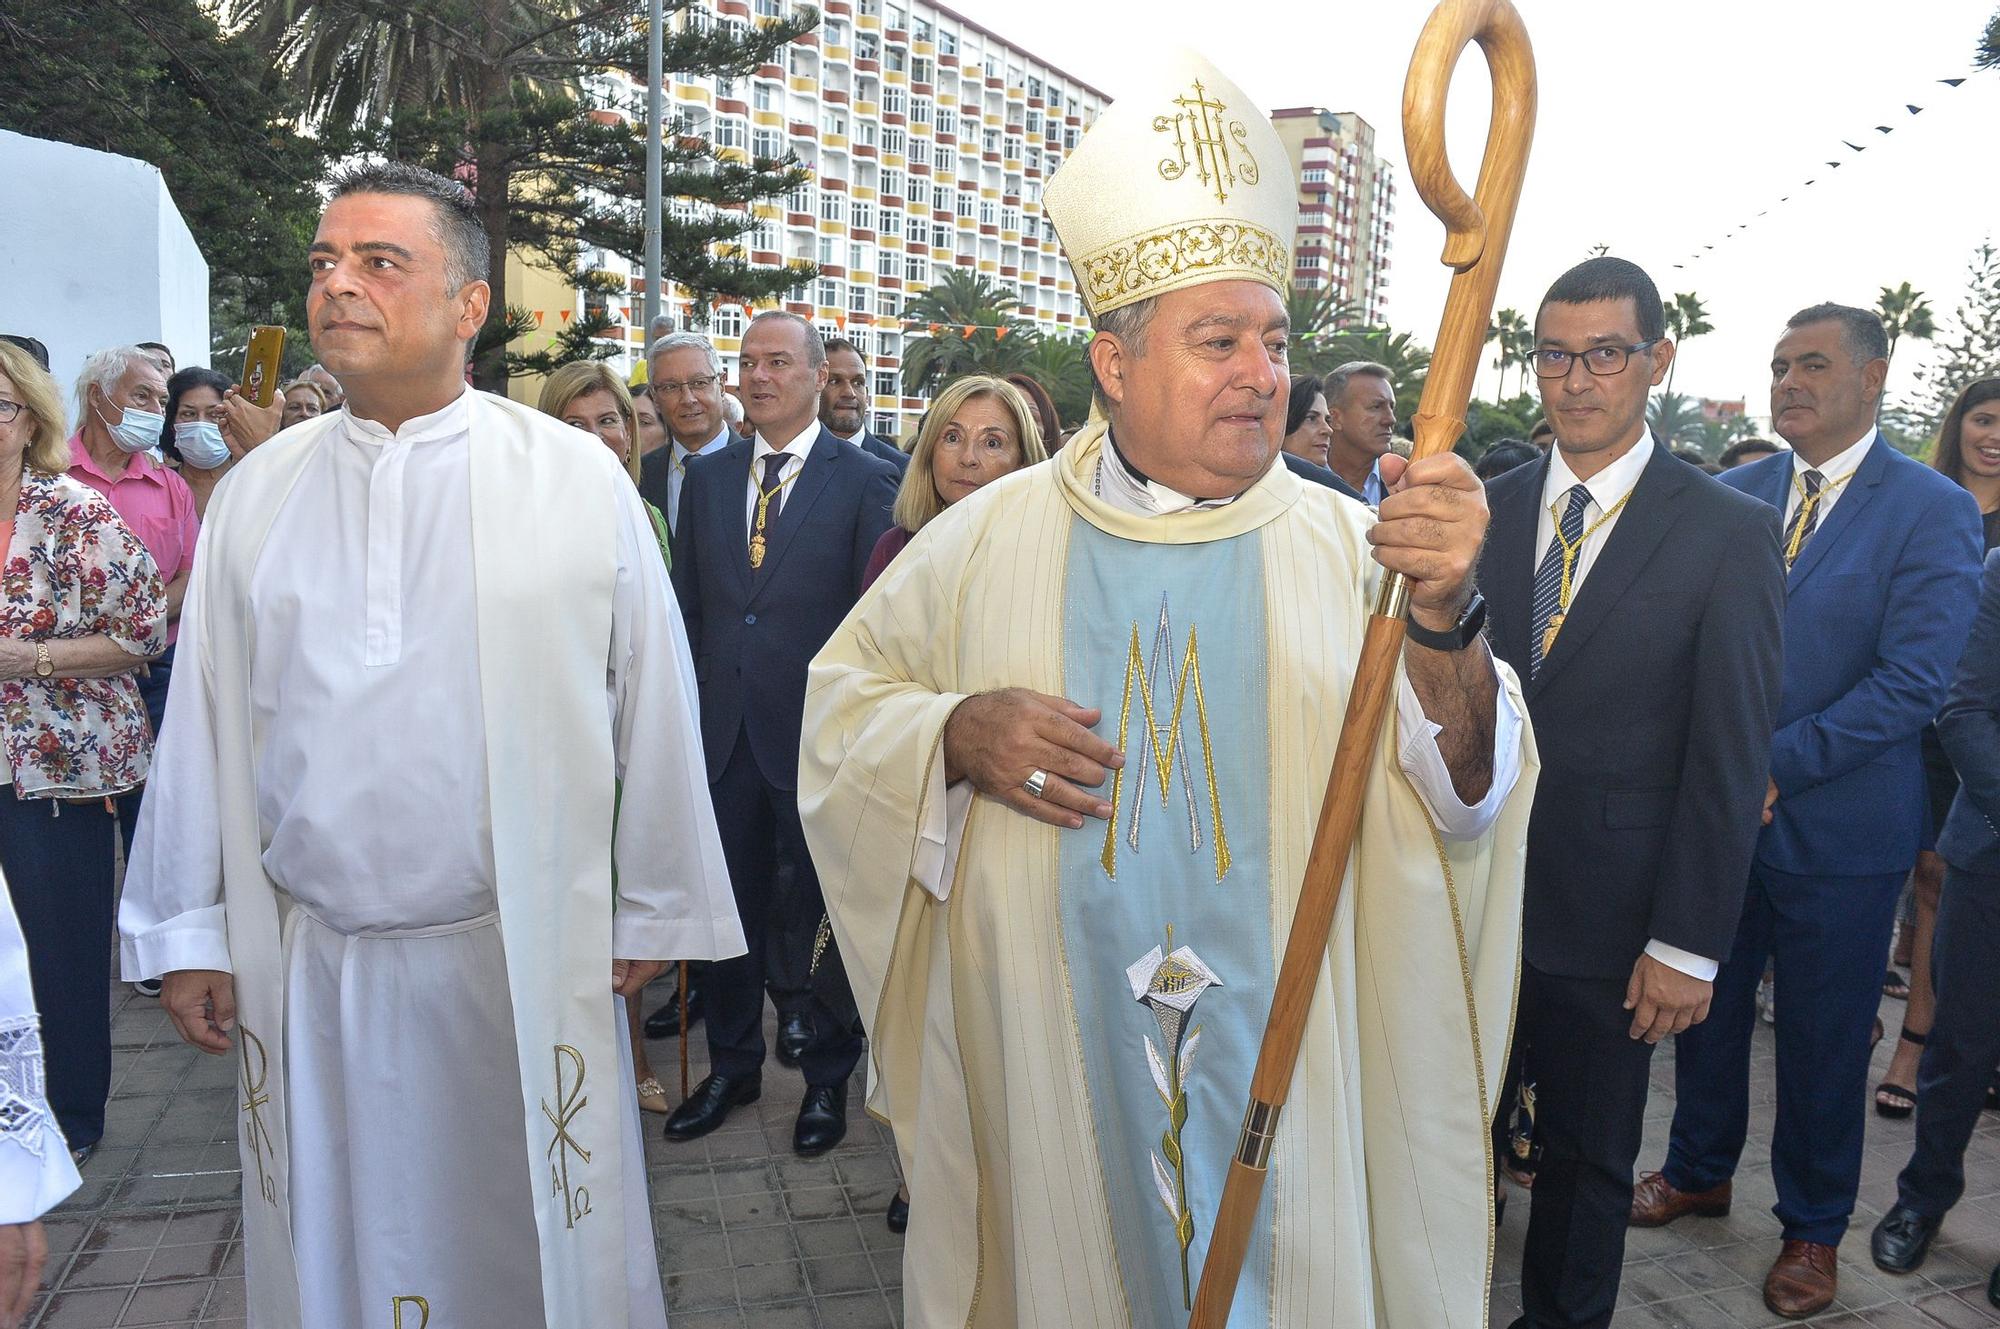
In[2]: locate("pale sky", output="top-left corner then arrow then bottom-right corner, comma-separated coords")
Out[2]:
951,0 -> 1998,420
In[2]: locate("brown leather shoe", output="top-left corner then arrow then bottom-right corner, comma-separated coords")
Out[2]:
1629,1170 -> 1731,1227
1764,1239 -> 1837,1318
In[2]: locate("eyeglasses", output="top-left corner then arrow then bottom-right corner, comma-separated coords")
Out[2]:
1532,341 -> 1659,379
0,400 -> 22,424
653,375 -> 720,398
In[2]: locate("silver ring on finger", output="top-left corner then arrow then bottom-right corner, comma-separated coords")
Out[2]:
1024,768 -> 1050,800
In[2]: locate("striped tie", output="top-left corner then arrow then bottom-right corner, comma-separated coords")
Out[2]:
1529,485 -> 1591,677
1783,469 -> 1826,568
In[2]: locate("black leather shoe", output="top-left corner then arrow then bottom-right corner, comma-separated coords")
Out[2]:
643,983 -> 703,1039
1988,1259 -> 2000,1309
775,1011 -> 813,1068
663,1072 -> 760,1142
1870,1202 -> 1941,1275
886,1191 -> 910,1233
794,1083 -> 848,1156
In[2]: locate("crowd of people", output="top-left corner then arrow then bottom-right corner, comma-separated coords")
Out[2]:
2,48 -> 2000,1329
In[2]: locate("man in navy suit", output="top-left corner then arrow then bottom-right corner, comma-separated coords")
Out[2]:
1870,549 -> 2000,1291
665,312 -> 900,1156
1633,304 -> 1984,1317
1483,258 -> 1786,1329
820,337 -> 908,472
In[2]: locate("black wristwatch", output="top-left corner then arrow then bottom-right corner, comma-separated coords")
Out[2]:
1404,591 -> 1487,652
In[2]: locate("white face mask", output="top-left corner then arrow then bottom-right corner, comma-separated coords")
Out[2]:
173,421 -> 232,470
95,397 -> 166,454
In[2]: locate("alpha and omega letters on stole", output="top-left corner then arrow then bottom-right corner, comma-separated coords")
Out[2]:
542,1043 -> 593,1228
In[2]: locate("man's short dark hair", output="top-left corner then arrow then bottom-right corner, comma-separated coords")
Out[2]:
1785,302 -> 1889,364
1719,437 -> 1782,468
1475,438 -> 1539,482
0,334 -> 49,371
327,161 -> 490,293
824,337 -> 864,363
1538,256 -> 1665,342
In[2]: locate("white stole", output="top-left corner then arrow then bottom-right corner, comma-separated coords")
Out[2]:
196,393 -> 628,1327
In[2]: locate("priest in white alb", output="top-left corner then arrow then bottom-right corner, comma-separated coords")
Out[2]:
799,53 -> 1538,1328
118,163 -> 745,1329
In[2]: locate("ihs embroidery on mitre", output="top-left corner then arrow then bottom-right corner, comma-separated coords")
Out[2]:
1102,594 -> 1232,882
1128,925 -> 1223,1309
1152,79 -> 1260,205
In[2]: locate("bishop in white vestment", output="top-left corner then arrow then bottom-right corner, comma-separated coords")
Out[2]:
119,164 -> 745,1329
799,54 -> 1537,1328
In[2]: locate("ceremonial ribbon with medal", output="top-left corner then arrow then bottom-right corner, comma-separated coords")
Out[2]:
1784,469 -> 1851,569
748,466 -> 801,570
1188,0 -> 1537,1320
1541,490 -> 1631,658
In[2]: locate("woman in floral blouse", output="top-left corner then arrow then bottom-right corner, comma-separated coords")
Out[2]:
0,340 -> 166,1166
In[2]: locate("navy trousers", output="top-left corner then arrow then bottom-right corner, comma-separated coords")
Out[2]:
703,733 -> 862,1089
115,642 -> 174,856
0,791 -> 118,1151
1666,862 -> 1904,1244
1897,866 -> 2000,1217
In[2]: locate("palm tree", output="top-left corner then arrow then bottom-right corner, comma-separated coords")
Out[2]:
1877,282 -> 1937,365
899,270 -> 1038,397
1661,293 -> 1713,397
1487,308 -> 1530,399
1647,391 -> 1706,448
1285,287 -> 1366,371
1017,333 -> 1093,429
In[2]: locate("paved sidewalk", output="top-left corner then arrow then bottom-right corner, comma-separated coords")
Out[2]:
26,981 -> 2000,1327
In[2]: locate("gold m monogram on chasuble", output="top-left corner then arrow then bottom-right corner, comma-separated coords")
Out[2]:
1153,79 -> 1260,205
542,1043 -> 593,1228
237,1027 -> 277,1206
1102,595 -> 1232,882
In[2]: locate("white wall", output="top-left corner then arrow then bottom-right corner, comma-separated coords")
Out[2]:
0,130 -> 210,413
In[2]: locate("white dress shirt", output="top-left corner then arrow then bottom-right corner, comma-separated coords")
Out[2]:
1782,427 -> 1876,530
1536,433 -> 1718,981
666,424 -> 731,535
746,420 -> 822,537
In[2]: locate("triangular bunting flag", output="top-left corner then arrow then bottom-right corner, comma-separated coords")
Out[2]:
1907,104 -> 1924,114
1843,140 -> 1863,151
1941,78 -> 1965,87
560,309 -> 572,323
1827,161 -> 1842,168
1876,125 -> 1894,133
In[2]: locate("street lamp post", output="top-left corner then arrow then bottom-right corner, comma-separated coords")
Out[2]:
643,0 -> 665,349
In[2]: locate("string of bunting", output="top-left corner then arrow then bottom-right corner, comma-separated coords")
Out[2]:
1672,75 -> 1975,270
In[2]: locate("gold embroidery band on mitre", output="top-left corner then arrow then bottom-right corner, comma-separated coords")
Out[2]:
1078,221 -> 1287,318
391,1295 -> 432,1329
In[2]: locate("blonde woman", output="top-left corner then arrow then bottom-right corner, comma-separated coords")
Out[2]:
534,360 -> 674,1116
537,361 -> 671,566
861,374 -> 1048,589
0,341 -> 166,1167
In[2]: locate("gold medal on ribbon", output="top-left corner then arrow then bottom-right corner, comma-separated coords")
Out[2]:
1540,611 -> 1564,659
749,534 -> 766,568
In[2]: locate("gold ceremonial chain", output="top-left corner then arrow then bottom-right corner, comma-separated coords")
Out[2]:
1541,489 -> 1632,658
748,466 -> 803,569
1784,469 -> 1854,569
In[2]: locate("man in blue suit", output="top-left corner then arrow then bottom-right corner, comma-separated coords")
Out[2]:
665,311 -> 900,1156
1870,549 -> 2000,1294
819,338 -> 909,472
1632,304 -> 1984,1317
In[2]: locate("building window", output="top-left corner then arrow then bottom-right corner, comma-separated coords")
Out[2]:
879,209 -> 902,238
931,222 -> 950,248
714,118 -> 746,150
936,108 -> 956,137
884,86 -> 908,115
752,128 -> 783,159
817,236 -> 837,265
849,285 -> 871,313
816,278 -> 841,309
713,305 -> 745,338
819,191 -> 847,223
977,198 -> 996,226
933,185 -> 951,211
880,169 -> 904,199
877,290 -> 900,318
754,0 -> 781,15
822,109 -> 848,136
905,256 -> 926,282
1003,135 -> 1022,159
883,126 -> 906,155
912,58 -> 932,85
851,201 -> 875,231
908,139 -> 929,167
878,251 -> 899,278
753,83 -> 775,111
874,370 -> 898,397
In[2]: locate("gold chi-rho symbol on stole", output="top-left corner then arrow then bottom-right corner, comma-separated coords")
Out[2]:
542,1044 -> 593,1228
1153,80 -> 1259,205
391,1295 -> 431,1329
238,1027 -> 278,1206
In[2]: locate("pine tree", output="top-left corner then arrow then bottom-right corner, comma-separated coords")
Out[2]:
0,0 -> 331,372
232,0 -> 821,387
1914,240 -> 2000,431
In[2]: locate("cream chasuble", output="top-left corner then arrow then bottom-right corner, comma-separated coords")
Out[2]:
800,424 -> 1536,1328
119,390 -> 745,1328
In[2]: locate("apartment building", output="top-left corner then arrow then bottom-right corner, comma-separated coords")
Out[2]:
514,0 -> 1109,439
1269,107 -> 1396,325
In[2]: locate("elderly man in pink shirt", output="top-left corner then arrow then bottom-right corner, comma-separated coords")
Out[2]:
67,345 -> 200,907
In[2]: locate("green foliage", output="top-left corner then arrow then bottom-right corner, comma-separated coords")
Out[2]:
1661,292 -> 1713,397
1979,8 -> 1999,69
1017,334 -> 1094,430
229,0 -> 821,386
1647,391 -> 1709,450
1913,240 -> 2000,432
899,271 -> 1038,397
1461,395 -> 1540,454
1878,281 -> 1938,365
1485,308 -> 1532,400
0,0 -> 331,367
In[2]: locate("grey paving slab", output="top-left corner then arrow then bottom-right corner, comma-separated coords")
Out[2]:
28,971 -> 1999,1326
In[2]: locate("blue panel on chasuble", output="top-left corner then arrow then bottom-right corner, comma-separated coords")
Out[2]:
1058,518 -> 1275,1328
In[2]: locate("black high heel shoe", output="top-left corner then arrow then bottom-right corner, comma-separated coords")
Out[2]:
886,1190 -> 909,1233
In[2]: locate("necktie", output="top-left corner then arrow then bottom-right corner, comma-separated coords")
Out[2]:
1529,484 -> 1591,677
750,452 -> 789,569
1784,469 -> 1827,569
